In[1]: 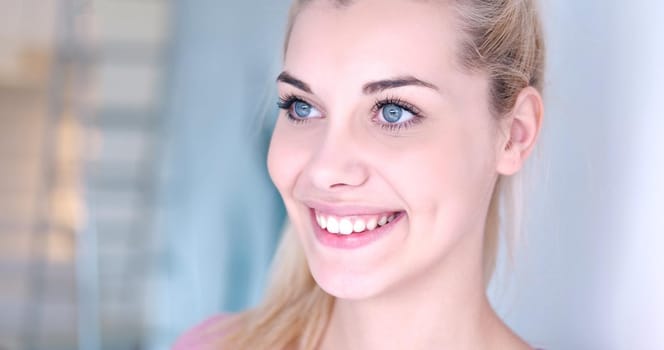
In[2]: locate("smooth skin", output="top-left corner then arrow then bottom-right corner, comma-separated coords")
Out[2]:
267,0 -> 543,349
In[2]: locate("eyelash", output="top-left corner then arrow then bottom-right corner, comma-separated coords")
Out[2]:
277,94 -> 424,132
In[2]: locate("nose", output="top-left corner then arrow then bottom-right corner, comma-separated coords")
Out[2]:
305,126 -> 370,191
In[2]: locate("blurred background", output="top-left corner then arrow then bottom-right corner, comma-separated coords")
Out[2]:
0,0 -> 662,349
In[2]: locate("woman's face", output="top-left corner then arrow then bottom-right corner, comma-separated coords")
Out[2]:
268,0 -> 502,299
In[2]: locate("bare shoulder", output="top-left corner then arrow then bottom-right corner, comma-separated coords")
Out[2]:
172,314 -> 233,350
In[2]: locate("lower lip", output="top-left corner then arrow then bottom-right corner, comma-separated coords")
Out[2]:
310,209 -> 405,249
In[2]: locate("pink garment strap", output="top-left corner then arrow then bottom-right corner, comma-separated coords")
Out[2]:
172,314 -> 227,350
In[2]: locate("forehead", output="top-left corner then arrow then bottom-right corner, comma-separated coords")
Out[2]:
285,0 -> 462,92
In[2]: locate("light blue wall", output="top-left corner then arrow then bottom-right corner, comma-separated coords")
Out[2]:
147,2 -> 290,348
490,1 -> 664,349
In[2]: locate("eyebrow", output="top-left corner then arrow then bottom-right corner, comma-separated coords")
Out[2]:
276,71 -> 439,95
362,76 -> 439,94
276,71 -> 313,93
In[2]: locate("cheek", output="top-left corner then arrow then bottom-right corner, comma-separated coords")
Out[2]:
267,125 -> 292,193
391,133 -> 479,189
387,124 -> 496,222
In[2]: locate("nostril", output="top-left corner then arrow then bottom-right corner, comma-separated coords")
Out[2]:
329,182 -> 351,189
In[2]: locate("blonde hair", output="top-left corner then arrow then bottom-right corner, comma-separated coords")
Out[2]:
210,0 -> 545,348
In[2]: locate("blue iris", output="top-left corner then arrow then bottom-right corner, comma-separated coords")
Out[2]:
294,101 -> 312,118
382,103 -> 403,123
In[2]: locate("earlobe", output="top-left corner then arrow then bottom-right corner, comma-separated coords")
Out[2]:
496,86 -> 544,176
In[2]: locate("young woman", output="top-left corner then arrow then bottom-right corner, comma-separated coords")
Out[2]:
175,0 -> 545,348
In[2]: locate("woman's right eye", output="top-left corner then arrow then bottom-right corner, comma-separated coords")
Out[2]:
278,97 -> 322,121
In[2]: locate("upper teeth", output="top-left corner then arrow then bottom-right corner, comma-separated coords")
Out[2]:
315,211 -> 397,235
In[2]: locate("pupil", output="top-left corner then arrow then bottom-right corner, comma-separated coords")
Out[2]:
294,101 -> 311,117
382,104 -> 402,123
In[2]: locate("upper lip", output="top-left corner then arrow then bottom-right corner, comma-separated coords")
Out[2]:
303,200 -> 401,217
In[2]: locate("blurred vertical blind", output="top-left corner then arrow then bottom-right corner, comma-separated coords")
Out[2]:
82,1 -> 171,349
1,0 -> 175,349
0,1 -> 289,349
0,1 -> 62,348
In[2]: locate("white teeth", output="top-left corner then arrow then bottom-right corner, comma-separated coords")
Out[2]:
326,217 -> 340,234
315,211 -> 400,235
366,218 -> 378,231
378,216 -> 388,226
353,219 -> 366,233
339,219 -> 353,235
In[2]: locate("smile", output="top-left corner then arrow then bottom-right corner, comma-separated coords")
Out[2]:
307,205 -> 406,249
314,210 -> 399,235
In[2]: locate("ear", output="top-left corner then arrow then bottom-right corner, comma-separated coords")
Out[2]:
496,86 -> 544,175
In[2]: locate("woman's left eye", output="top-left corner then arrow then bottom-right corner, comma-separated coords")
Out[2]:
372,99 -> 424,133
377,103 -> 415,124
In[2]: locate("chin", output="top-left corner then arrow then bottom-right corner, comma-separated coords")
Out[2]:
307,259 -> 389,300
